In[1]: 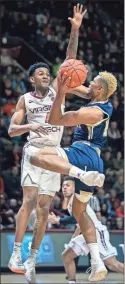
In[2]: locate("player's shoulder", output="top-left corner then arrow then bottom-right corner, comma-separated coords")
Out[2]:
49,85 -> 56,96
23,91 -> 32,98
88,99 -> 113,117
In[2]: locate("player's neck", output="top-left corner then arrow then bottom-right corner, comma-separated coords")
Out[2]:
91,95 -> 107,103
35,87 -> 49,98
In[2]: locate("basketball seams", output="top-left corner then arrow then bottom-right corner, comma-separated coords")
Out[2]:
59,59 -> 87,88
73,69 -> 81,86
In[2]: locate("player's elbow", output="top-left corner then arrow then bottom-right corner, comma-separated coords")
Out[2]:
8,127 -> 16,137
48,116 -> 62,125
8,127 -> 13,137
48,117 -> 58,125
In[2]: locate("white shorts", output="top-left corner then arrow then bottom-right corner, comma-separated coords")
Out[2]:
68,228 -> 117,261
21,144 -> 60,196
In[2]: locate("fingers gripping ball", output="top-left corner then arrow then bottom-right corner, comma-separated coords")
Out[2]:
59,59 -> 87,88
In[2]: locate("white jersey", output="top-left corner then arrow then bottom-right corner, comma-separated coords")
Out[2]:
24,86 -> 64,147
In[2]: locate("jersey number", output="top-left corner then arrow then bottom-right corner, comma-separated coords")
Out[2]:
103,119 -> 109,137
87,126 -> 93,140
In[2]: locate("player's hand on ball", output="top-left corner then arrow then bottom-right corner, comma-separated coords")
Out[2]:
29,123 -> 48,135
68,4 -> 87,30
57,72 -> 71,95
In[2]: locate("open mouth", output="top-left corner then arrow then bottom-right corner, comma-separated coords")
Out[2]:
41,80 -> 49,84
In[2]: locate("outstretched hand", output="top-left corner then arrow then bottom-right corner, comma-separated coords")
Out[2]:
57,72 -> 71,95
68,3 -> 87,30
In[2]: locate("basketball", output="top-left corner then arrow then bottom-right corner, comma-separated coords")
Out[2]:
58,59 -> 87,88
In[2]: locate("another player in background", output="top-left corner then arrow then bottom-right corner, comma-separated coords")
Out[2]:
48,178 -> 124,283
8,5 -> 94,284
28,59 -> 117,281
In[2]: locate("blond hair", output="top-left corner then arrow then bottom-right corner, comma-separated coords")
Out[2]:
99,71 -> 117,98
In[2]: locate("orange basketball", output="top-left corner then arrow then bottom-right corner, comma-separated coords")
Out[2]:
58,59 -> 87,88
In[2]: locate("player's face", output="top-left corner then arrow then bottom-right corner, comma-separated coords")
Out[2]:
62,181 -> 75,197
31,67 -> 51,89
88,76 -> 103,98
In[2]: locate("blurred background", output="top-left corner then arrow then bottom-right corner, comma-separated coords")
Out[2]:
0,0 -> 124,235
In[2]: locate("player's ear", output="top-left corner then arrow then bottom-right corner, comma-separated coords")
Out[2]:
29,76 -> 35,83
98,84 -> 103,91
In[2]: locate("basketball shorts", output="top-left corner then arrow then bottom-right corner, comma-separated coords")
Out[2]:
21,143 -> 60,196
68,228 -> 117,261
56,142 -> 103,194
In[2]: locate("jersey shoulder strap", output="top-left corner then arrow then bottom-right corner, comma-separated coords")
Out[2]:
88,100 -> 113,118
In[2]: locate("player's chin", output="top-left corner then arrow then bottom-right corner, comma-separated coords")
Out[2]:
41,82 -> 49,88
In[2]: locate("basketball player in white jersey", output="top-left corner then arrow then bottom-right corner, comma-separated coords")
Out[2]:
62,195 -> 124,283
8,5 -> 101,283
48,180 -> 124,282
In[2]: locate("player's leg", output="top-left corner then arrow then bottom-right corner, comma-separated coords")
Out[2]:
62,234 -> 89,283
24,194 -> 53,282
104,256 -> 124,274
62,248 -> 77,283
29,147 -> 104,187
8,186 -> 38,274
72,194 -> 107,281
96,229 -> 124,274
8,145 -> 39,274
24,171 -> 59,283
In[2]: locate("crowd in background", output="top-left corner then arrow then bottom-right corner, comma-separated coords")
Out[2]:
0,1 -> 124,230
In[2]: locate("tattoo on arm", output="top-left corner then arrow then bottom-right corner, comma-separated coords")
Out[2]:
66,29 -> 79,59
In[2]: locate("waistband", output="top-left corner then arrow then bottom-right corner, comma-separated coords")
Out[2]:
73,141 -> 101,156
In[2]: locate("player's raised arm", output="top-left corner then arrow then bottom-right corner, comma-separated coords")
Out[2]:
52,4 -> 87,91
8,96 -> 48,137
66,4 -> 87,60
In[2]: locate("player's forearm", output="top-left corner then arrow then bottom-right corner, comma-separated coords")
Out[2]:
66,27 -> 79,59
8,124 -> 31,137
48,92 -> 64,125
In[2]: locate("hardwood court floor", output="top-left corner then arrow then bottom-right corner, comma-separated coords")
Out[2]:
1,272 -> 124,283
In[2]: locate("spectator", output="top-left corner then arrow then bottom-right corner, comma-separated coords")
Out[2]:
0,176 -> 4,194
116,218 -> 124,230
103,151 -> 113,171
2,166 -> 21,198
106,189 -> 117,217
115,201 -> 124,218
113,175 -> 124,195
108,121 -> 121,150
112,151 -> 124,171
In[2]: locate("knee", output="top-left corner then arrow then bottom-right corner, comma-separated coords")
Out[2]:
37,202 -> 50,221
22,196 -> 37,212
62,251 -> 70,264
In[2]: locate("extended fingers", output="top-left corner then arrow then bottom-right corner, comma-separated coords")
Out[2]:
76,3 -> 80,13
74,5 -> 76,15
39,127 -> 48,134
82,8 -> 87,17
79,4 -> 83,14
75,4 -> 84,14
62,73 -> 71,85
